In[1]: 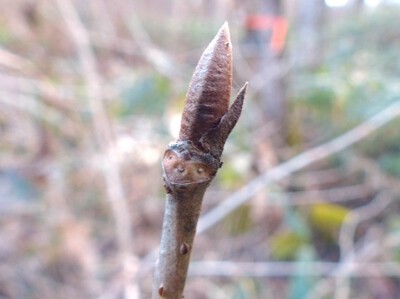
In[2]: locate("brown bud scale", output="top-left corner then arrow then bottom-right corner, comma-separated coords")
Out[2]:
179,22 -> 232,143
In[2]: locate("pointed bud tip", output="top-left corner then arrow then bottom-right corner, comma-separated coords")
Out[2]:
236,82 -> 248,99
216,21 -> 231,43
179,22 -> 233,143
221,21 -> 229,33
242,82 -> 248,93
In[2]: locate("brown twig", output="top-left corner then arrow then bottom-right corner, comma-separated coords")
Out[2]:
151,22 -> 247,299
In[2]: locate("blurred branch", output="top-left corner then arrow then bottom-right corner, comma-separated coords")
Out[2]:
284,167 -> 355,189
266,182 -> 374,205
352,155 -> 400,194
158,228 -> 400,279
306,230 -> 400,299
0,46 -> 36,74
334,192 -> 392,299
334,191 -> 392,299
188,260 -> 400,277
55,1 -> 137,295
339,192 -> 392,261
205,182 -> 373,206
0,202 -> 44,215
0,49 -> 75,114
113,1 -> 179,79
0,88 -> 60,128
197,100 -> 400,234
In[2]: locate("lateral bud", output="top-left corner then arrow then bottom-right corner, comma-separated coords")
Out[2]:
200,82 -> 248,159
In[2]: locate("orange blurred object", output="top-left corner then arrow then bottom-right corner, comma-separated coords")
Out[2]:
246,14 -> 288,54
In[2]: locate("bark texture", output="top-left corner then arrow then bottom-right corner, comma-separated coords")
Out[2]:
151,23 -> 247,299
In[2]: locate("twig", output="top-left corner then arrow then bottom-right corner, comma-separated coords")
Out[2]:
55,0 -> 136,293
0,50 -> 76,114
0,88 -> 60,128
152,23 -> 247,299
197,99 -> 400,234
0,46 -> 36,75
261,183 -> 374,206
113,1 -> 178,79
334,192 -> 392,299
351,155 -> 400,194
188,260 -> 400,277
339,192 -> 392,260
0,72 -> 76,116
306,231 -> 400,299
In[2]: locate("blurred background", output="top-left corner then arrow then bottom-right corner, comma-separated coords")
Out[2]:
2,0 -> 400,298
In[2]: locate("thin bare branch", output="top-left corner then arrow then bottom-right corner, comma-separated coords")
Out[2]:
262,183 -> 375,206
55,0 -> 135,290
189,260 -> 400,277
334,192 -> 392,299
197,100 -> 400,234
114,1 -> 178,78
0,46 -> 36,74
306,231 -> 400,299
